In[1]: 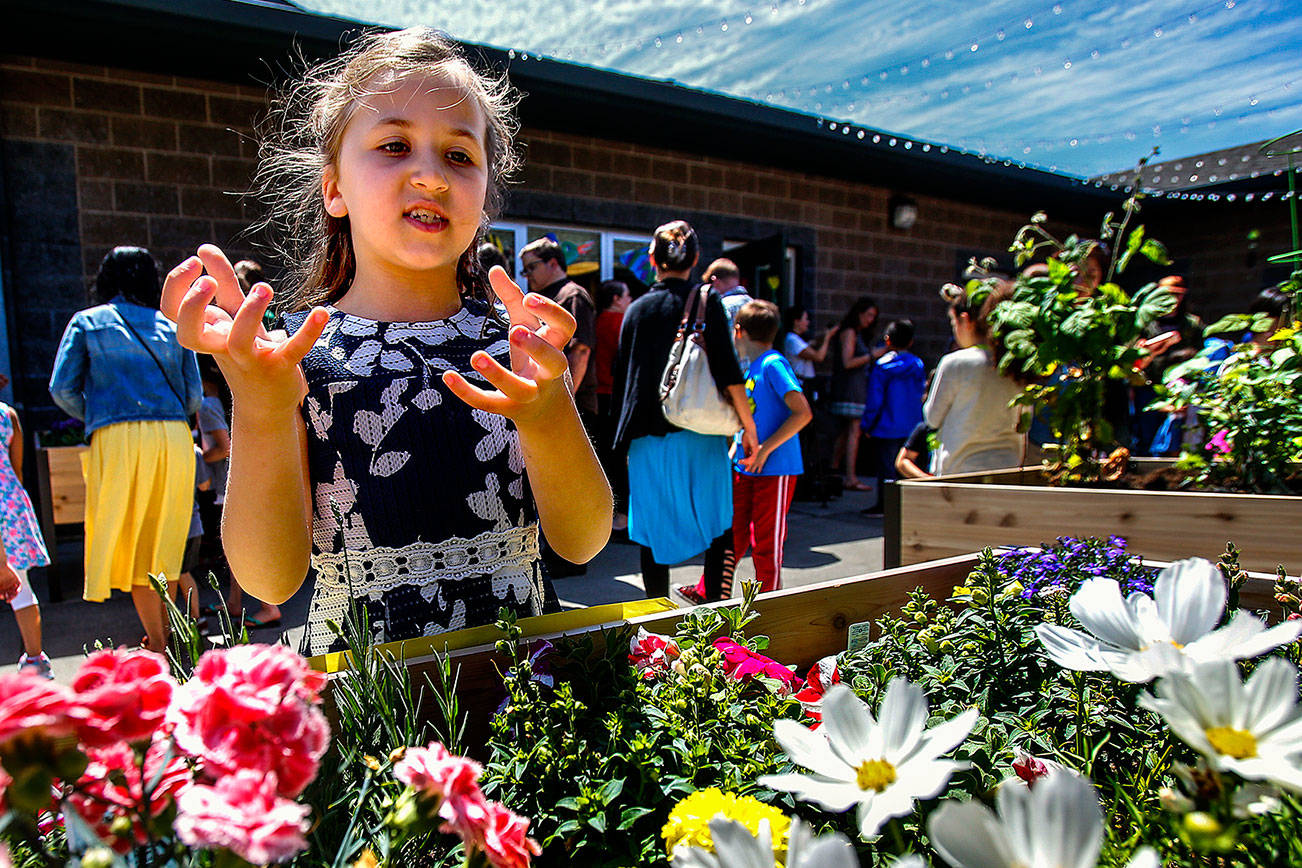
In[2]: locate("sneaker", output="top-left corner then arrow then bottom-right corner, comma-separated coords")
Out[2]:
18,652 -> 53,680
672,583 -> 708,606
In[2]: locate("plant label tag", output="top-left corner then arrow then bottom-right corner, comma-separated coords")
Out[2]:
846,620 -> 873,653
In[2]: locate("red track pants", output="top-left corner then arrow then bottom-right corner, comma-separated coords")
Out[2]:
731,471 -> 798,593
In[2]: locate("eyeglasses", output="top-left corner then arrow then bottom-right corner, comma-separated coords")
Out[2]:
521,259 -> 545,274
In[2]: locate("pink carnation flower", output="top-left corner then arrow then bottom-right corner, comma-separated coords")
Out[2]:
174,769 -> 310,865
394,743 -> 491,841
69,741 -> 191,853
711,638 -> 800,695
71,649 -> 176,748
1207,429 -> 1231,455
167,645 -> 329,798
628,628 -> 680,680
0,673 -> 77,746
472,801 -> 541,868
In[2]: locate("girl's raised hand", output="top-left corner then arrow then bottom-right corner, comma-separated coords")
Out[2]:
162,244 -> 329,414
443,266 -> 576,425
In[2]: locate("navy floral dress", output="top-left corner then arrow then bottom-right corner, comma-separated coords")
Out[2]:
282,298 -> 544,655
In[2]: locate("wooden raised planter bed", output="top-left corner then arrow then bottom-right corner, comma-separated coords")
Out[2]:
884,461 -> 1302,575
317,552 -> 1283,744
33,440 -> 88,603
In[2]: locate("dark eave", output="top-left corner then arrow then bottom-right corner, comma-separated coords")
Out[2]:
2,0 -> 1119,218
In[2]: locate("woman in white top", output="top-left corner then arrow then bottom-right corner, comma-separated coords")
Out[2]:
780,306 -> 839,383
924,283 -> 1025,476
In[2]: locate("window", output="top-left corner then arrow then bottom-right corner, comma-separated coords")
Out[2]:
491,221 -> 653,292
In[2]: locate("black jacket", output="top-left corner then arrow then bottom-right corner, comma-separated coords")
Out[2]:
610,278 -> 744,450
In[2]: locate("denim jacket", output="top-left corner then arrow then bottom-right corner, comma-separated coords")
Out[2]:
49,298 -> 202,435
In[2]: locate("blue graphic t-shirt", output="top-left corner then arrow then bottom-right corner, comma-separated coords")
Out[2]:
735,349 -> 804,477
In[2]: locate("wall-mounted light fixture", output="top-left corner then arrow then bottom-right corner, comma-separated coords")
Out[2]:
889,194 -> 918,231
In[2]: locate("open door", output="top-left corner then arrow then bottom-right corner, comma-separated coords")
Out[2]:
724,233 -> 797,307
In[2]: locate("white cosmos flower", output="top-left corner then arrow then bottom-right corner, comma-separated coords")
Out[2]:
757,681 -> 977,839
1035,557 -> 1302,682
1139,657 -> 1302,792
671,817 -> 856,868
928,770 -> 1158,868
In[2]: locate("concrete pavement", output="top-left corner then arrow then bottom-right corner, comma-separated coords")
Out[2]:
3,486 -> 886,683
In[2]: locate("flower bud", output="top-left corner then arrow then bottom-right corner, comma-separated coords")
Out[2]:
1181,812 -> 1235,852
109,815 -> 135,838
388,747 -> 407,764
1158,786 -> 1194,813
80,847 -> 115,868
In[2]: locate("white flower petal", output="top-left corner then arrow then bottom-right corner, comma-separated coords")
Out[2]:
913,708 -> 979,762
1224,756 -> 1302,792
856,786 -> 917,839
1190,615 -> 1302,665
771,719 -> 851,781
708,817 -> 774,868
788,820 -> 859,868
1125,847 -> 1160,868
1069,578 -> 1145,650
1156,558 -> 1225,646
1105,643 -> 1184,683
672,844 -> 722,868
929,799 -> 1018,868
1035,624 -> 1111,672
1025,772 -> 1103,868
878,678 -> 929,758
1241,656 -> 1300,734
821,684 -> 878,765
757,773 -> 864,813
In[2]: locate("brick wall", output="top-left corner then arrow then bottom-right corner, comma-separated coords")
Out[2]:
10,52 -> 1277,418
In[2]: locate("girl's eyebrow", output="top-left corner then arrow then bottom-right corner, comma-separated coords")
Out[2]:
372,117 -> 483,144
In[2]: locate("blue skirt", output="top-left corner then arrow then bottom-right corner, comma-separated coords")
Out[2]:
627,431 -> 733,565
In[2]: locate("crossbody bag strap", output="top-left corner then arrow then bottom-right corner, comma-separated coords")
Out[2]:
115,310 -> 187,413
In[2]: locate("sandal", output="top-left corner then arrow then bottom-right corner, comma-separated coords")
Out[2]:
843,479 -> 872,491
242,615 -> 283,630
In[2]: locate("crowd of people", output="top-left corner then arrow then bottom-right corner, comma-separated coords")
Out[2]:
3,26 -> 1276,673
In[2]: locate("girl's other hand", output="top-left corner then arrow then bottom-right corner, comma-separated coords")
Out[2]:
162,245 -> 328,414
444,266 -> 575,426
0,563 -> 20,602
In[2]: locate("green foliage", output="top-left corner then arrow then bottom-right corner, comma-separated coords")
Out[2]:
987,180 -> 1177,483
480,587 -> 801,867
1158,271 -> 1302,494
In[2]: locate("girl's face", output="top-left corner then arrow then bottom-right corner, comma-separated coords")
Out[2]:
323,73 -> 488,292
795,310 -> 810,334
858,306 -> 878,330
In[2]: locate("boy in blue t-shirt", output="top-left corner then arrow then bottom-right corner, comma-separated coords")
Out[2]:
732,300 -> 813,592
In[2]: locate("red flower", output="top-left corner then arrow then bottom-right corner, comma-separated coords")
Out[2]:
1012,751 -> 1057,789
793,655 -> 841,727
472,801 -> 541,868
68,741 -> 191,853
71,650 -> 176,748
167,645 -> 329,798
0,674 -> 77,746
711,638 -> 800,695
394,743 -> 491,841
174,769 -> 310,864
628,628 -> 680,680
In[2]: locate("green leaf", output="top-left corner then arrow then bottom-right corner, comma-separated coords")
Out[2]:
555,797 -> 583,812
618,806 -> 655,830
587,814 -> 607,833
597,778 -> 625,805
1140,237 -> 1170,265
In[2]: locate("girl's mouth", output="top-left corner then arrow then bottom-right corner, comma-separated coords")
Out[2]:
404,207 -> 448,232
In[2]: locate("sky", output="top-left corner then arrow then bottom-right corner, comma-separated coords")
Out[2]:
295,0 -> 1302,179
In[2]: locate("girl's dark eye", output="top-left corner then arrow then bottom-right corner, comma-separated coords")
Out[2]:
379,141 -> 408,154
447,150 -> 473,165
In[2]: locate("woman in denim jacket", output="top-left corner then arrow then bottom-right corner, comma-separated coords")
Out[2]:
50,246 -> 202,650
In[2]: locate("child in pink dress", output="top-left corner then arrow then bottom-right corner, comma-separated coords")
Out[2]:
0,400 -> 52,677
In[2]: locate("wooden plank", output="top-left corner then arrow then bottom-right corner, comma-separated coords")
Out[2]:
45,445 -> 87,525
897,477 -> 1302,575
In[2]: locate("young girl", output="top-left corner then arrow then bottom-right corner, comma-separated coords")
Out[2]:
0,400 -> 52,677
161,28 -> 610,655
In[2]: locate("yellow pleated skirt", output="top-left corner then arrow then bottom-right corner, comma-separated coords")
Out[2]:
82,419 -> 195,602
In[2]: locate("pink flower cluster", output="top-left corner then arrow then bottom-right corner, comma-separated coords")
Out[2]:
712,638 -> 801,695
0,644 -> 328,865
628,628 -> 680,680
395,743 -> 540,868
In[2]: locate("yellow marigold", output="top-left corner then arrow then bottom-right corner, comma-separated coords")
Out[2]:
661,788 -> 790,857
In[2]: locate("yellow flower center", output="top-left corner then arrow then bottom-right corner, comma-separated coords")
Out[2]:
855,758 -> 897,792
1205,726 -> 1258,759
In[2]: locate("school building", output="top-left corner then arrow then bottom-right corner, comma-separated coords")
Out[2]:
1,0 -> 1295,429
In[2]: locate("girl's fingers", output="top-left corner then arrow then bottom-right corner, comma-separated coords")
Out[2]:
468,351 -> 540,404
522,293 -> 576,351
442,370 -> 516,416
174,276 -> 224,352
162,257 -> 203,322
226,282 -> 274,359
487,266 -> 527,319
509,326 -> 568,381
196,244 -> 248,315
276,307 -> 330,366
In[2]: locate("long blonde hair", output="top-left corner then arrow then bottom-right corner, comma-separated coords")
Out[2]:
251,27 -> 522,311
